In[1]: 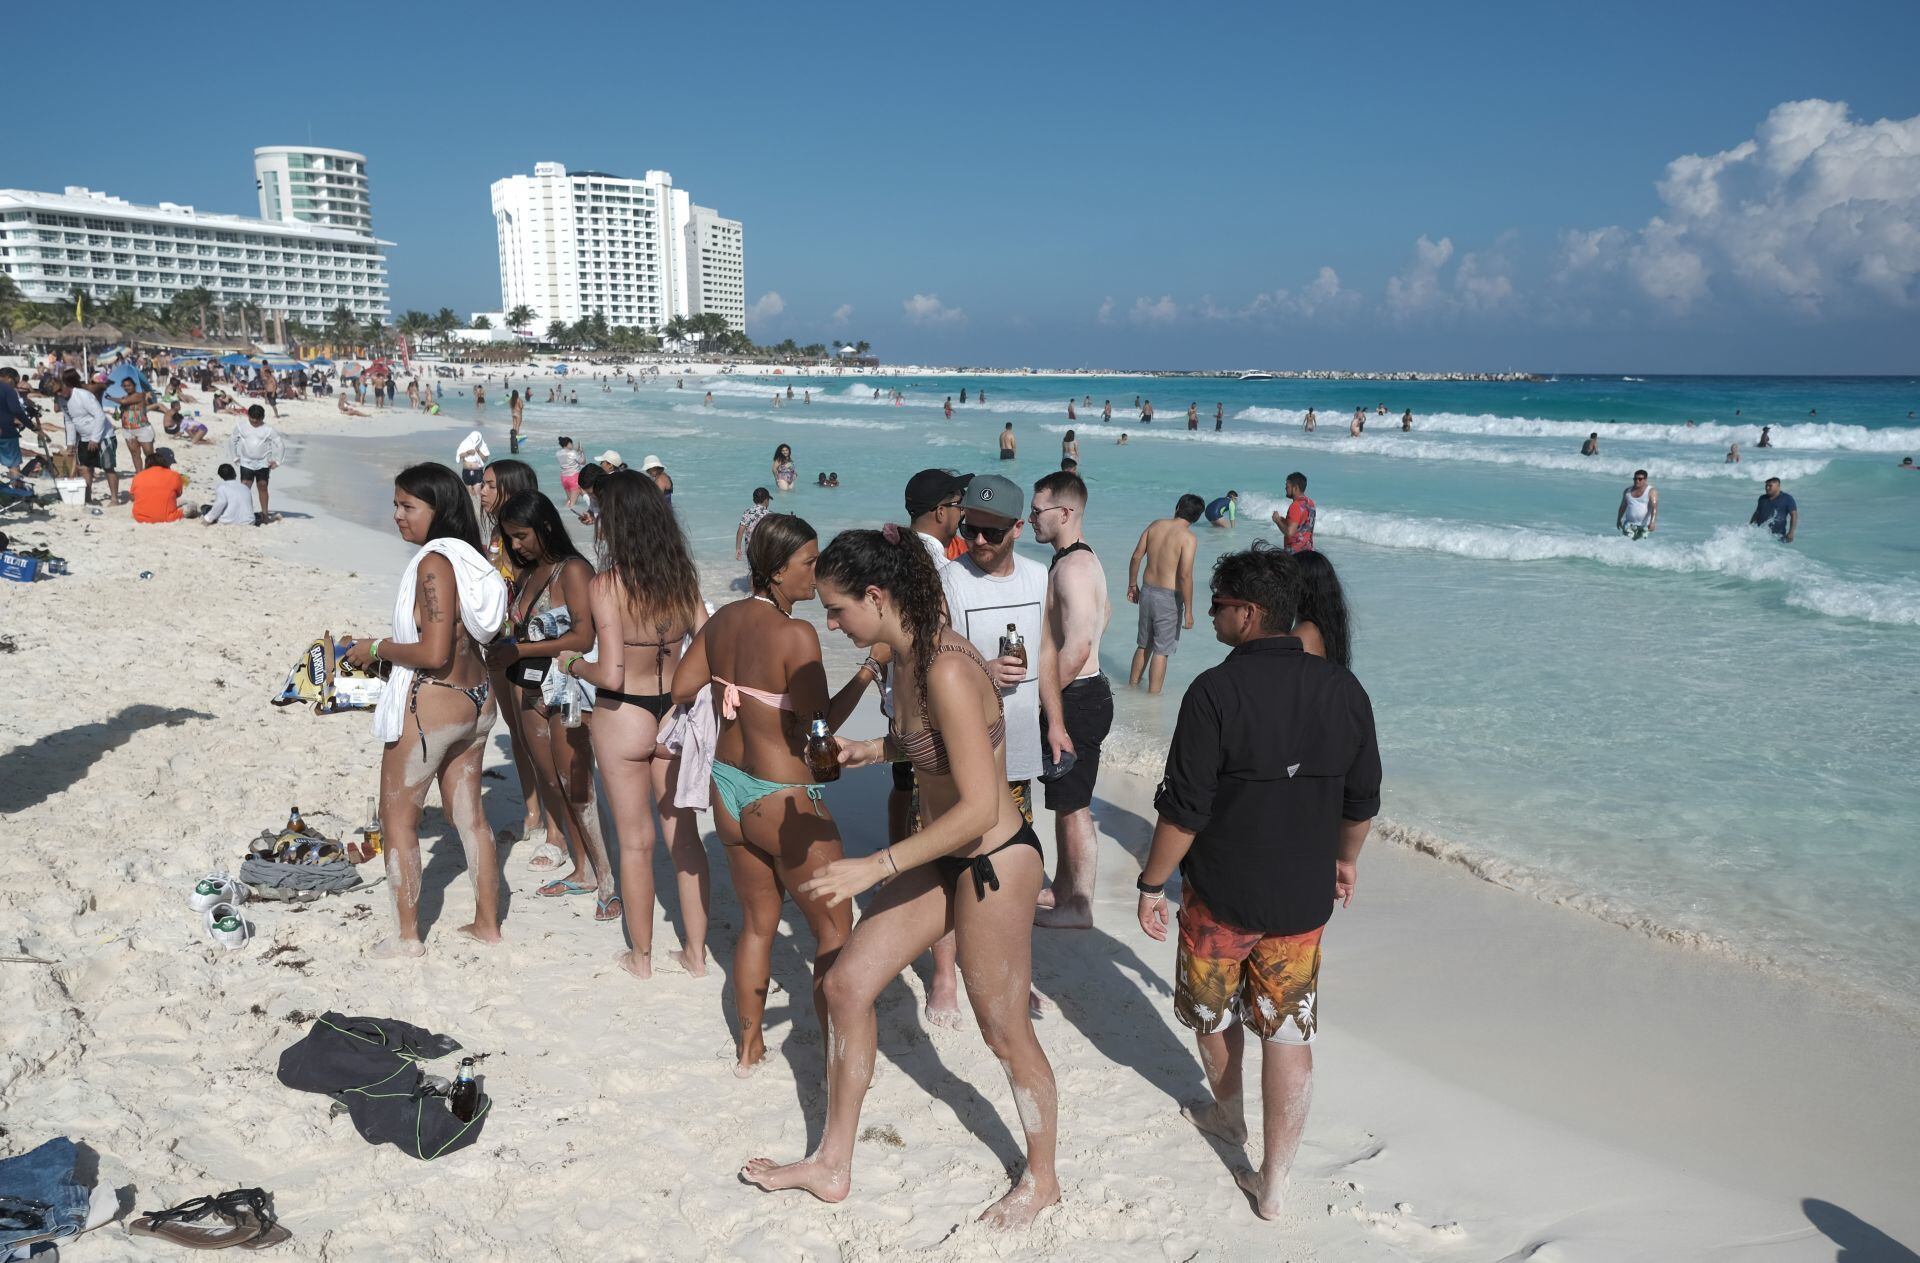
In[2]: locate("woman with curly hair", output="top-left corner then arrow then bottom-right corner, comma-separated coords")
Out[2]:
771,443 -> 796,493
563,471 -> 712,978
672,513 -> 853,1075
476,458 -> 551,856
741,525 -> 1058,1229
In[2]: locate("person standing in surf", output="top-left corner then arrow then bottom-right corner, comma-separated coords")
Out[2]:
1616,470 -> 1658,539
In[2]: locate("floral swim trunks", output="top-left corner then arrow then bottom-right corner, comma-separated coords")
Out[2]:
1173,884 -> 1323,1045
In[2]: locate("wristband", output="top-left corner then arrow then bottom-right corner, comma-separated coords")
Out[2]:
1135,874 -> 1165,895
858,656 -> 882,679
561,652 -> 582,676
882,847 -> 899,876
369,638 -> 382,662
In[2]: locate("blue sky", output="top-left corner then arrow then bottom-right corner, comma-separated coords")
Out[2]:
20,0 -> 1920,372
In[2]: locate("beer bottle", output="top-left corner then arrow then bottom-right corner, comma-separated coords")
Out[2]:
804,713 -> 840,783
285,806 -> 306,835
1000,623 -> 1027,669
448,1057 -> 480,1122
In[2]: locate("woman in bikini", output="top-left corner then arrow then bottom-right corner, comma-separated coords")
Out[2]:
343,463 -> 509,956
486,491 -> 618,918
771,443 -> 797,493
672,513 -> 853,1075
477,460 -> 551,858
742,524 -> 1059,1229
564,471 -> 712,979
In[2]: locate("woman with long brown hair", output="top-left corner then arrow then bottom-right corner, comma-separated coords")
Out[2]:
476,458 -> 552,860
742,524 -> 1058,1228
672,514 -> 852,1075
562,471 -> 711,978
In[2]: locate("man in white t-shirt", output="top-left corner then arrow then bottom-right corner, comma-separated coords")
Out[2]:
920,473 -> 1047,1025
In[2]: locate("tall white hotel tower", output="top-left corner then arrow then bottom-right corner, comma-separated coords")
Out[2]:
490,163 -> 744,333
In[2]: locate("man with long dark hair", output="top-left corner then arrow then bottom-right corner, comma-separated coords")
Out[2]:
1135,542 -> 1380,1222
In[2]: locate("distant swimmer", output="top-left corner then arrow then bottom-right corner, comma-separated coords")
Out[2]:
1900,457 -> 1916,469
944,396 -> 953,420
1726,443 -> 1742,463
1102,400 -> 1112,423
1215,402 -> 1224,431
1377,404 -> 1387,415
1750,477 -> 1798,542
1685,418 -> 1696,428
961,387 -> 969,404
1303,408 -> 1317,433
978,387 -> 986,403
1758,426 -> 1774,448
705,391 -> 713,405
1582,432 -> 1600,456
1068,399 -> 1077,420
1127,493 -> 1202,694
1062,429 -> 1079,461
1349,408 -> 1364,438
1117,432 -> 1129,445
1272,471 -> 1316,552
785,384 -> 793,399
1204,490 -> 1239,529
1617,469 -> 1658,539
1142,400 -> 1155,425
1187,403 -> 1199,431
1401,409 -> 1413,432
803,390 -> 810,405
1001,421 -> 1017,461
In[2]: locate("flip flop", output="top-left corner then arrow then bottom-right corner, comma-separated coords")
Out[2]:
595,893 -> 623,922
526,839 -> 566,871
536,879 -> 594,898
128,1188 -> 288,1250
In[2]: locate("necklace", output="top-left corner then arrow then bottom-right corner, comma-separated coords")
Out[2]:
752,592 -> 790,617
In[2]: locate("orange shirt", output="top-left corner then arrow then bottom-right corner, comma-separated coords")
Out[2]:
945,534 -> 969,562
130,466 -> 184,523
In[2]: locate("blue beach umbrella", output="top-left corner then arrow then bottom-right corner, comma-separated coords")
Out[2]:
219,352 -> 254,368
307,356 -> 334,367
554,362 -> 569,375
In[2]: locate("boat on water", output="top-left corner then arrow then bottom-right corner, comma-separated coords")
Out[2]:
1237,370 -> 1276,381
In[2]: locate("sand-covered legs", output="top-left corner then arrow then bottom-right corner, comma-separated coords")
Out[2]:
375,684 -> 497,956
1188,1023 -> 1311,1220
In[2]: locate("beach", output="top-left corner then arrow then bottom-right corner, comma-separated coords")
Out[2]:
4,378 -> 1918,1260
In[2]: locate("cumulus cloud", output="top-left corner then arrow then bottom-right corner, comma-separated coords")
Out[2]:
746,292 -> 784,326
1557,98 -> 1920,315
1130,295 -> 1180,324
1199,267 -> 1363,322
1096,296 -> 1115,324
830,303 -> 853,325
1385,236 -> 1455,320
903,293 -> 965,326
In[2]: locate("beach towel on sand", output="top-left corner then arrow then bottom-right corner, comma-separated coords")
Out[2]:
372,539 -> 508,744
277,1012 -> 489,1160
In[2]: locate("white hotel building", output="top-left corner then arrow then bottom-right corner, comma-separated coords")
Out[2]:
0,145 -> 389,327
490,163 -> 744,333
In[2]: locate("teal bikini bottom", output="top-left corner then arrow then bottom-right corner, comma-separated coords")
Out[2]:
711,760 -> 824,820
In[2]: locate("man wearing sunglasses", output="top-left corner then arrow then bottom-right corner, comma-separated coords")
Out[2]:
1136,542 -> 1381,1222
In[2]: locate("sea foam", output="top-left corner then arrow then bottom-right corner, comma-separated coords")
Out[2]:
1235,406 -> 1920,453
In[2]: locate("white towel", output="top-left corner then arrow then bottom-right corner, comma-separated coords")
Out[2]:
371,538 -> 510,744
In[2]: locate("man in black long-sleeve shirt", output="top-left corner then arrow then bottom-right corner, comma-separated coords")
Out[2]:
1136,542 -> 1381,1221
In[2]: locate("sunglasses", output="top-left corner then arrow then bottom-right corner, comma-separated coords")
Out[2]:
1027,504 -> 1068,524
958,520 -> 1012,544
1208,596 -> 1258,617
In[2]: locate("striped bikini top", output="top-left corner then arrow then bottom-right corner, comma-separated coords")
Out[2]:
890,641 -> 1005,776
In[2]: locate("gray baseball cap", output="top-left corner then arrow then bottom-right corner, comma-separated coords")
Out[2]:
959,473 -> 1023,521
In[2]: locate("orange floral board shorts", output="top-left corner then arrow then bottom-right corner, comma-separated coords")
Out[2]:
1173,884 -> 1324,1045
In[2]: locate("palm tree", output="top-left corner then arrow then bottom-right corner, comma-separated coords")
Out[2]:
433,307 -> 459,340
234,300 -> 264,342
855,340 -> 871,358
661,315 -> 690,347
326,305 -> 357,347
471,314 -> 493,330
506,304 -> 536,332
545,320 -> 567,346
362,314 -> 386,349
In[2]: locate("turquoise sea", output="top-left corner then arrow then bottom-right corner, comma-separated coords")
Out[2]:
490,370 -> 1920,1015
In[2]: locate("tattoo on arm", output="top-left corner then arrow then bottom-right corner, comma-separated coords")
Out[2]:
422,570 -> 444,624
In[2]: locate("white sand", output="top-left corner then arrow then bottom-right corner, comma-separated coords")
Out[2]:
3,389 -> 1916,1260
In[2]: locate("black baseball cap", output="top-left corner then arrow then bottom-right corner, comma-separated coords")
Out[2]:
904,468 -> 971,516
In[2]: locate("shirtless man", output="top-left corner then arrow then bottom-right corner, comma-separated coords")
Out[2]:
1617,469 -> 1658,539
1350,407 -> 1365,437
1127,494 -> 1201,694
999,422 -> 1017,461
1029,471 -> 1113,930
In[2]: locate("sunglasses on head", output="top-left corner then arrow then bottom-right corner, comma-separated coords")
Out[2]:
1208,596 -> 1258,617
958,520 -> 1011,544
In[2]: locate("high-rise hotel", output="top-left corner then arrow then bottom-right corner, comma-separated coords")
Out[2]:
0,145 -> 390,327
490,163 -> 744,333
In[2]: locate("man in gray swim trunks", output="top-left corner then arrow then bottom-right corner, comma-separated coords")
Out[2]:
1127,493 -> 1202,694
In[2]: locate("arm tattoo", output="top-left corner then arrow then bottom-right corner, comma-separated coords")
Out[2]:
422,570 -> 444,623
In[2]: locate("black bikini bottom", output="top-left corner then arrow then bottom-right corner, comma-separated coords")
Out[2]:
937,821 -> 1042,899
600,688 -> 671,720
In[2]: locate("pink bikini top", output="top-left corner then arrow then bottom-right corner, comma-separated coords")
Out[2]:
713,677 -> 793,719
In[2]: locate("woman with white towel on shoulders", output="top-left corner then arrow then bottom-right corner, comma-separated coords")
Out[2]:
344,462 -> 510,958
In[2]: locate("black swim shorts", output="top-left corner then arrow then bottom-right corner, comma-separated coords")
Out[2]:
1043,674 -> 1112,813
240,465 -> 271,484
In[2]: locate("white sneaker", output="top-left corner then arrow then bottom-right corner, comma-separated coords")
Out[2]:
189,873 -> 248,913
206,902 -> 249,950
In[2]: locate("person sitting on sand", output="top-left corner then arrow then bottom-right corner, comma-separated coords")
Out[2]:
343,463 -> 510,957
563,471 -> 711,980
672,514 -> 853,1075
338,392 -> 369,418
202,463 -> 253,525
743,524 -> 1060,1229
129,446 -> 185,523
1137,542 -> 1380,1222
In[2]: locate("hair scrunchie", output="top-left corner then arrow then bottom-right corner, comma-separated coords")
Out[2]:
881,522 -> 902,545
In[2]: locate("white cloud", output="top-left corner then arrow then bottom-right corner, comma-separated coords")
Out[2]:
830,303 -> 853,325
1558,98 -> 1920,315
746,292 -> 785,326
1214,266 -> 1363,321
1096,296 -> 1115,324
1385,235 -> 1455,321
1130,295 -> 1180,324
903,293 -> 965,326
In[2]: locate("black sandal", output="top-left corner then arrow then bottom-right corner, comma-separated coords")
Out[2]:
127,1188 -> 290,1251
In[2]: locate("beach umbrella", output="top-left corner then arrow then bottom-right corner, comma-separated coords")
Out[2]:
89,323 -> 123,343
339,362 -> 365,378
307,356 -> 334,367
22,322 -> 59,341
264,356 -> 303,371
554,362 -> 569,375
219,352 -> 254,368
57,321 -> 88,342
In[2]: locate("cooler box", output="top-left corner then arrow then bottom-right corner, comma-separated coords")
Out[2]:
1,550 -> 41,583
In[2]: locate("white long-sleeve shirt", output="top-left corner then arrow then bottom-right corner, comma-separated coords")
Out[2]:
65,388 -> 111,443
228,420 -> 284,470
203,479 -> 253,524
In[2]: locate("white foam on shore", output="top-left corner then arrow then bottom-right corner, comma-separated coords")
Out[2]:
679,402 -> 907,432
1041,422 -> 1832,481
1236,406 -> 1920,453
1236,502 -> 1920,626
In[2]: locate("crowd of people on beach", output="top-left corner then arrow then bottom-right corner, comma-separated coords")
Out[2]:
333,427 -> 1381,1227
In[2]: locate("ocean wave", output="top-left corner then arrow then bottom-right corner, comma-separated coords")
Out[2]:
1237,505 -> 1920,626
1043,422 -> 1830,481
679,403 -> 907,432
1235,406 -> 1920,453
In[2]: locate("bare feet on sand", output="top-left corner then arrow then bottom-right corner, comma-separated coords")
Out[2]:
371,936 -> 426,959
979,1172 -> 1060,1229
612,948 -> 652,979
455,923 -> 502,945
1181,1100 -> 1248,1147
740,1155 -> 850,1203
668,946 -> 708,977
923,1001 -> 965,1031
1234,1167 -> 1285,1220
1033,898 -> 1093,930
734,1034 -> 767,1080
